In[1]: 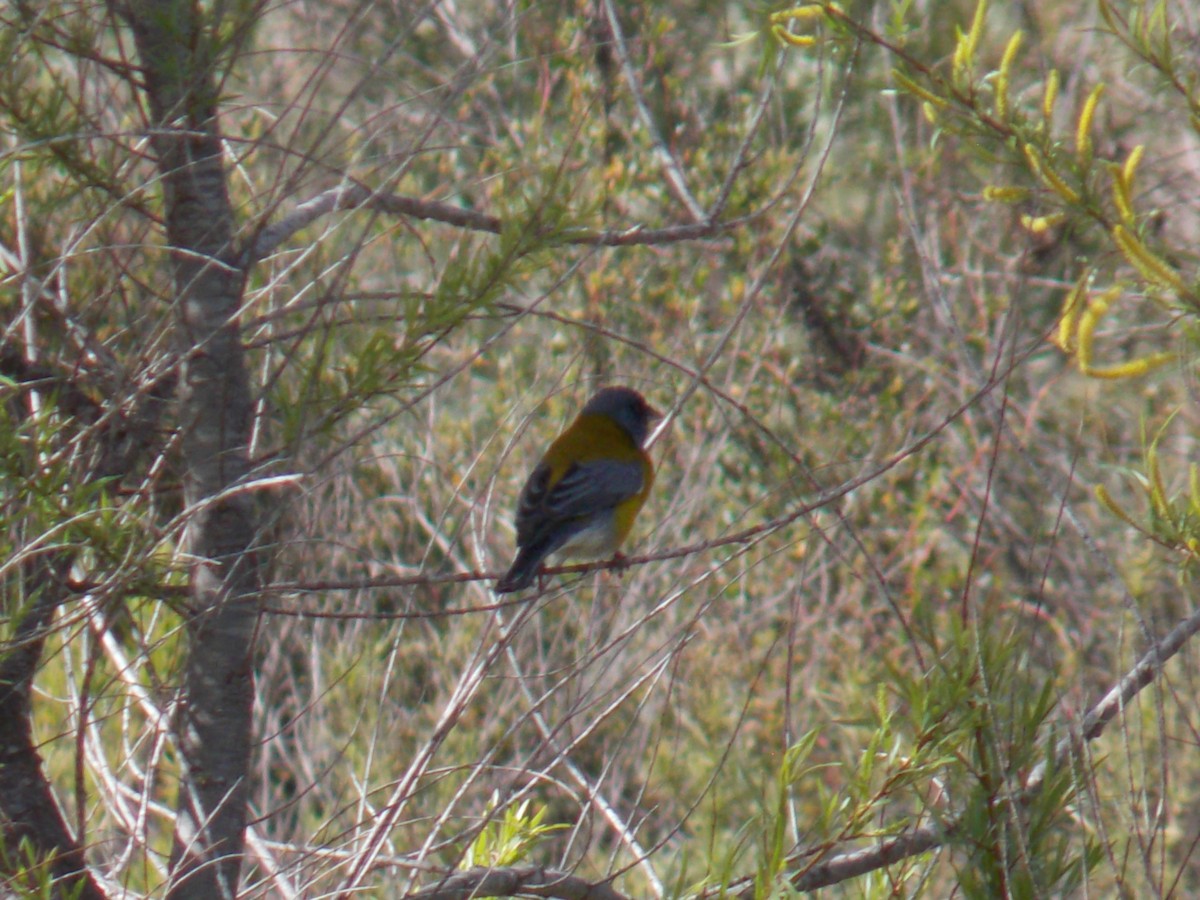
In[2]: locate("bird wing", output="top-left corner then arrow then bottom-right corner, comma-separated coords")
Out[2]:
516,458 -> 645,545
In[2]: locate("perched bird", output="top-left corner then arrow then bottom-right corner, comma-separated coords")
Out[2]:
495,386 -> 660,593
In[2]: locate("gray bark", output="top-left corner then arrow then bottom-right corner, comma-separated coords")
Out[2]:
122,4 -> 260,898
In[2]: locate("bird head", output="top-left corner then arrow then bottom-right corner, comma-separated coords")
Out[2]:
581,386 -> 661,447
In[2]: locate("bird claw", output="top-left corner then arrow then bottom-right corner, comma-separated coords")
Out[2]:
608,552 -> 630,577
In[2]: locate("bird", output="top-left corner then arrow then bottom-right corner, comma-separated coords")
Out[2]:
495,386 -> 660,593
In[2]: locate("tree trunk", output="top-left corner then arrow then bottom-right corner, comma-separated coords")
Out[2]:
0,556 -> 107,900
123,4 -> 260,898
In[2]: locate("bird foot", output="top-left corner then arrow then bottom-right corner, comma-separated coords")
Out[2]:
608,552 -> 630,577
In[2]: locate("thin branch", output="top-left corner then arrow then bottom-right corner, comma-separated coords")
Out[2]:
333,602 -> 543,898
245,184 -> 501,262
404,865 -> 628,900
244,182 -> 739,265
599,0 -> 707,223
705,70 -> 776,222
497,622 -> 671,897
1072,601 -> 1200,746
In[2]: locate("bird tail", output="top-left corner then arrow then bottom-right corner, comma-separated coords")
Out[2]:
494,546 -> 543,594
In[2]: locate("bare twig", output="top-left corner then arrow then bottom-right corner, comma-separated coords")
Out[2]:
244,181 -> 740,265
246,184 -> 502,262
497,627 -> 671,897
405,865 -> 628,900
599,0 -> 706,223
706,72 -> 776,222
333,602 -> 543,898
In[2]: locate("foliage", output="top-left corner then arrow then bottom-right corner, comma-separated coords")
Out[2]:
462,794 -> 569,869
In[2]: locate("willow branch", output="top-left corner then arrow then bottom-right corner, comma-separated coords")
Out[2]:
244,183 -> 737,265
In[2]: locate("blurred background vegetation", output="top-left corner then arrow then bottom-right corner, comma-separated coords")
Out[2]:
3,0 -> 1200,896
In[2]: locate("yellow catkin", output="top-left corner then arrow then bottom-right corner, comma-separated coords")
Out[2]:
1024,144 -> 1080,204
1022,143 -> 1043,177
952,39 -> 968,81
1075,285 -> 1121,370
1095,484 -> 1144,530
892,69 -> 949,108
897,70 -> 950,109
769,4 -> 826,23
966,0 -> 988,57
983,185 -> 1030,202
1021,212 -> 1066,233
1112,225 -> 1187,293
1111,165 -> 1136,225
1042,166 -> 1081,204
1122,144 -> 1145,185
995,30 -> 1023,120
1042,69 -> 1060,121
770,3 -> 826,45
1082,352 -> 1174,379
1054,272 -> 1090,353
1110,146 -> 1144,226
953,0 -> 987,81
1075,83 -> 1105,167
773,27 -> 817,47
